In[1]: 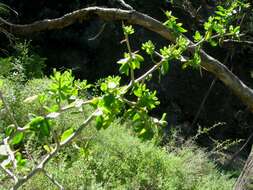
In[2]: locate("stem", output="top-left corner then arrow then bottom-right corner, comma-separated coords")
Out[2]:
0,163 -> 18,183
122,22 -> 135,83
135,59 -> 164,83
189,33 -> 245,48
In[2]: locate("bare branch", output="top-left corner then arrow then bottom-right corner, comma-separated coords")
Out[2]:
234,145 -> 253,190
223,39 -> 253,45
0,162 -> 18,183
136,59 -> 164,83
3,138 -> 17,169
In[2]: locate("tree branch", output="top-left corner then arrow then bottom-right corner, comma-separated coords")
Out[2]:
1,7 -> 253,112
234,145 -> 253,190
11,110 -> 96,190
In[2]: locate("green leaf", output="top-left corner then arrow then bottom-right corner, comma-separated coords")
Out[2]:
233,26 -> 240,35
43,145 -> 53,153
11,132 -> 24,145
103,94 -> 115,108
205,30 -> 212,41
176,24 -> 187,33
139,128 -> 147,136
194,31 -> 203,42
132,113 -> 141,122
209,39 -> 218,47
123,25 -> 135,35
134,54 -> 144,62
5,125 -> 14,136
28,116 -> 51,137
28,116 -> 45,130
95,116 -> 103,130
60,128 -> 74,143
119,63 -> 129,75
142,40 -> 155,55
15,152 -> 26,167
161,60 -> 169,75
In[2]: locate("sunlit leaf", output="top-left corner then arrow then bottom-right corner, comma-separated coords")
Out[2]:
60,128 -> 74,143
11,132 -> 24,145
43,145 -> 53,153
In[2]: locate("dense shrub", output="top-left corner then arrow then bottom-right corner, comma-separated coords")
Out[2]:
19,125 -> 235,190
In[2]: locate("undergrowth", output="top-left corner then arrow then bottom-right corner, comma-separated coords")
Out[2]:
0,78 -> 236,190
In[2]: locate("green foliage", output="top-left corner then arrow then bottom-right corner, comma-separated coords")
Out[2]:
133,83 -> 159,110
197,1 -> 249,46
117,52 -> 144,76
194,31 -> 203,42
100,76 -> 121,94
142,40 -> 155,55
0,42 -> 46,81
15,126 -> 235,190
27,116 -> 52,138
182,47 -> 201,69
164,11 -> 187,33
49,69 -> 78,108
123,25 -> 135,35
60,127 -> 74,143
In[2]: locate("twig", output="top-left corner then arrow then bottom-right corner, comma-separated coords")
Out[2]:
43,169 -> 64,190
115,0 -> 133,10
88,23 -> 107,41
135,59 -> 164,83
0,163 -> 18,183
223,39 -> 253,45
3,138 -> 17,168
191,52 -> 231,127
122,21 -> 135,84
191,78 -> 217,127
226,132 -> 253,167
